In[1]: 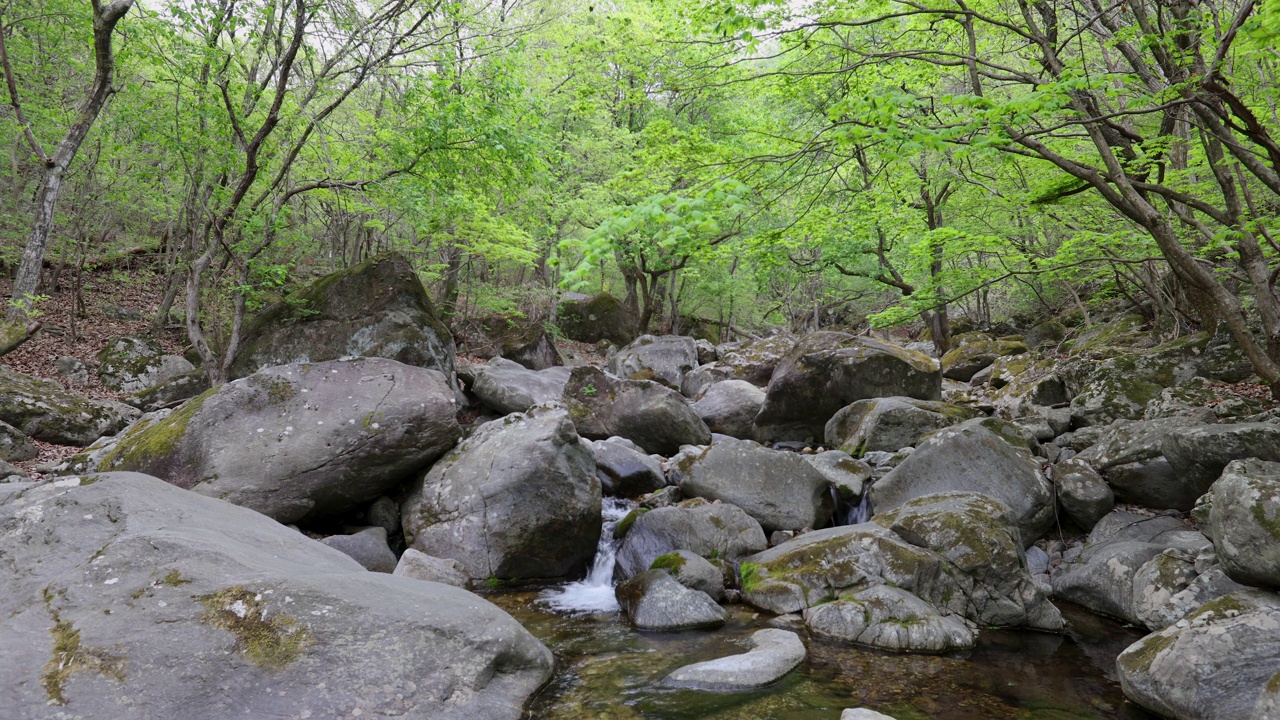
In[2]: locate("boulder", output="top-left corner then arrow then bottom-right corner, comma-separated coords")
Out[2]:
1118,591 -> 1280,720
0,472 -> 552,720
229,253 -> 459,395
1024,320 -> 1067,349
1162,423 -> 1280,494
122,369 -> 211,413
607,335 -> 699,389
753,333 -> 941,442
650,550 -> 725,601
662,629 -> 805,690
1075,416 -> 1206,510
824,397 -> 980,456
401,406 -> 601,582
804,585 -> 976,653
805,450 -> 873,503
54,356 -> 89,386
470,357 -> 571,415
692,380 -> 766,439
615,500 -> 767,580
615,569 -> 727,631
716,333 -> 798,386
458,314 -> 561,370
679,438 -> 834,532
589,437 -> 665,498
0,459 -> 28,482
563,366 -> 711,455
320,527 -> 397,573
1053,458 -> 1114,530
681,363 -> 736,399
0,366 -> 138,446
988,355 -> 1068,418
940,337 -> 1028,381
0,419 -> 36,462
870,418 -> 1055,546
97,358 -> 460,524
95,336 -> 195,393
1194,459 -> 1280,589
393,549 -> 471,588
556,292 -> 637,346
842,711 -> 898,720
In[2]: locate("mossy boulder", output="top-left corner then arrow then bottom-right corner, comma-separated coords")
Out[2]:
556,292 -> 638,346
941,337 -> 1028,381
1074,313 -> 1155,354
95,336 -> 195,394
0,472 -> 552,719
824,396 -> 981,456
457,313 -> 562,370
607,334 -> 700,390
1024,319 -> 1067,349
988,354 -> 1068,418
0,366 -> 138,446
229,253 -> 459,396
614,501 -> 766,580
754,332 -> 942,442
1195,459 -> 1280,589
563,366 -> 710,455
715,333 -> 799,386
1161,423 -> 1280,496
0,419 -> 36,462
122,368 -> 211,413
650,549 -> 725,600
1053,457 -> 1114,530
1075,416 -> 1208,510
98,358 -> 461,524
804,584 -> 977,653
615,569 -> 727,631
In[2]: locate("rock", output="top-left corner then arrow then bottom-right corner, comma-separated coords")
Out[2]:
98,358 -> 460,524
695,338 -> 717,365
590,437 -> 666,498
824,397 -> 980,456
320,527 -> 397,573
607,335 -> 699,389
692,380 -> 766,439
662,629 -> 805,690
805,450 -> 873,502
754,332 -> 941,442
1074,416 -> 1206,510
0,419 -> 37,462
716,333 -> 798,386
614,500 -> 767,580
556,292 -> 638,346
1162,423 -> 1280,495
650,550 -> 725,601
681,363 -> 737,399
459,314 -> 562,370
96,336 -> 195,393
679,438 -> 834,532
639,485 -> 683,510
804,585 -> 977,652
1144,377 -> 1226,421
0,458 -> 29,482
1118,591 -> 1280,720
563,366 -> 711,455
0,472 -> 552,719
122,369 -> 211,412
393,549 -> 471,588
1053,458 -> 1114,530
615,569 -> 727,631
1194,459 -> 1280,589
54,356 -> 89,386
870,418 -> 1055,546
402,406 -> 601,582
941,337 -> 1028,381
471,357 -> 571,414
988,355 -> 1068,418
1025,320 -> 1067,349
0,366 -> 139,446
842,710 -> 898,720
229,253 -> 459,396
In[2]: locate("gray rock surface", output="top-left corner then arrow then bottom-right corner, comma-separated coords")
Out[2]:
870,418 -> 1054,546
615,500 -> 767,580
692,379 -> 766,439
96,336 -> 195,393
662,629 -> 806,690
320,527 -> 397,573
402,406 -> 601,582
1075,417 -> 1206,510
842,710 -> 898,720
1194,459 -> 1280,589
615,569 -> 727,631
607,335 -> 699,389
716,333 -> 798,386
0,366 -> 139,446
804,585 -> 976,652
824,396 -> 980,456
54,356 -> 89,385
1054,457 -> 1115,530
589,437 -> 666,498
1162,423 -> 1280,494
564,366 -> 711,455
680,438 -> 834,532
0,419 -> 36,461
122,369 -> 211,412
98,358 -> 460,524
805,450 -> 872,502
471,357 -> 571,414
0,472 -> 552,720
393,549 -> 471,588
651,549 -> 725,601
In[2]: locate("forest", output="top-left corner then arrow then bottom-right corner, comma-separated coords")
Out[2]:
4,0 -> 1279,388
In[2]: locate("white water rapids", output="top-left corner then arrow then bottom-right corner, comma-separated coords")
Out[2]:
538,496 -> 636,615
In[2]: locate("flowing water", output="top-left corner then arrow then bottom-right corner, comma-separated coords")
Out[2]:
538,497 -> 636,615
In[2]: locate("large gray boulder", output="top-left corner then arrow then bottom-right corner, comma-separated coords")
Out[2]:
615,500 -> 767,580
1162,423 -> 1280,494
662,629 -> 805,690
95,336 -> 195,393
393,549 -> 470,588
804,585 -> 976,653
0,366 -> 138,446
753,332 -> 941,442
1075,416 -> 1206,510
679,438 -> 834,532
716,333 -> 798,386
0,473 -> 552,720
556,292 -> 637,346
824,397 -> 980,456
470,357 -> 570,414
97,358 -> 460,524
563,366 -> 710,455
0,419 -> 36,461
229,253 -> 459,395
607,334 -> 699,389
1118,590 -> 1280,720
692,380 -> 766,439
870,418 -> 1054,545
589,437 -> 665,498
1053,457 -> 1114,530
615,569 -> 727,631
401,406 -> 601,582
320,527 -> 397,573
940,336 -> 1027,382
1194,459 -> 1280,589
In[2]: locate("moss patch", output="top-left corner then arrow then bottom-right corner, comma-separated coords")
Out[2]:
198,586 -> 312,670
739,561 -> 761,593
41,595 -> 126,705
101,388 -> 217,471
613,508 -> 647,540
650,553 -> 687,573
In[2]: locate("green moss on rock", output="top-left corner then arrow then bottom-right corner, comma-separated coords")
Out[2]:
199,586 -> 311,670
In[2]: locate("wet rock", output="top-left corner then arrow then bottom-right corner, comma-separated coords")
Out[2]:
564,366 -> 711,455
692,380 -> 766,439
96,336 -> 195,394
99,358 -> 460,524
615,569 -> 727,631
607,335 -> 699,390
393,549 -> 470,588
824,397 -> 980,456
662,629 -> 805,690
1053,458 -> 1114,530
589,437 -> 666,499
754,332 -> 941,442
320,527 -> 397,573
615,500 -> 767,580
0,472 -> 552,720
0,419 -> 36,462
0,366 -> 138,446
1194,459 -> 1280,589
805,585 -> 976,652
402,406 -> 601,583
805,450 -> 873,502
470,357 -> 571,415
680,438 -> 834,532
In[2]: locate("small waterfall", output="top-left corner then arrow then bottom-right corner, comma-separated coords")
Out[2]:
831,489 -> 872,526
539,497 -> 635,614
